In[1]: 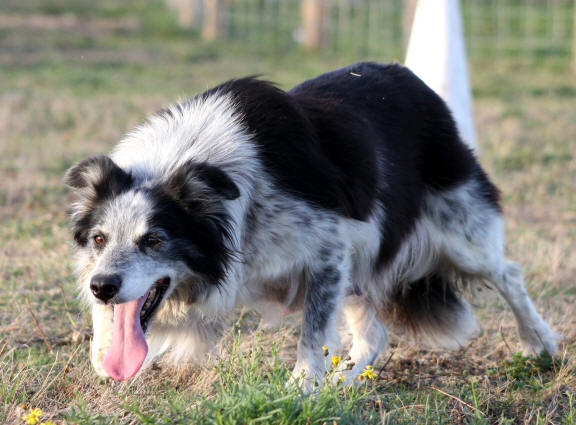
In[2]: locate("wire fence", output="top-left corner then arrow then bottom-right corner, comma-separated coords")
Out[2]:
170,0 -> 575,68
226,0 -> 405,58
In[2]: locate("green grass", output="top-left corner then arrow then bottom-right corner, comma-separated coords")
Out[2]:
62,330 -> 378,425
1,0 -> 576,424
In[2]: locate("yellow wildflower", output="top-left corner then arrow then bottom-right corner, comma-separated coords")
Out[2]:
322,345 -> 329,357
22,407 -> 43,425
357,364 -> 377,381
40,421 -> 56,425
331,355 -> 341,367
337,373 -> 345,382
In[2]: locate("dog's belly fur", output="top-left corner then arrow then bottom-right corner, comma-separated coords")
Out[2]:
66,62 -> 558,388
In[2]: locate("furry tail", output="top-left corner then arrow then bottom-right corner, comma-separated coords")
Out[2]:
385,274 -> 477,349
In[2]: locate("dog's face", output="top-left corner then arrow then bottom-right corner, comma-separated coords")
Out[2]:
64,155 -> 239,379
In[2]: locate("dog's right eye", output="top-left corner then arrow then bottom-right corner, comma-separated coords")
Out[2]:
142,233 -> 163,248
93,234 -> 106,246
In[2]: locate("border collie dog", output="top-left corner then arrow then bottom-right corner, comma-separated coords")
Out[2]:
65,62 -> 557,388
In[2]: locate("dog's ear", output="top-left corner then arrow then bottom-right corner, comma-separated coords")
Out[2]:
194,163 -> 240,200
64,155 -> 132,199
166,161 -> 240,202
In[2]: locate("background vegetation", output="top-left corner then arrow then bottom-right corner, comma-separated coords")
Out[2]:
0,0 -> 575,423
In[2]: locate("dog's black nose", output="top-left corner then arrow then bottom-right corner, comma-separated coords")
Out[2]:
90,274 -> 121,302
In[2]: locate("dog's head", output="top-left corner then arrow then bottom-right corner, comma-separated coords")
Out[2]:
64,155 -> 239,380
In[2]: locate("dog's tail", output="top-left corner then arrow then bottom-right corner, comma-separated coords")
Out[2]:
384,274 -> 477,349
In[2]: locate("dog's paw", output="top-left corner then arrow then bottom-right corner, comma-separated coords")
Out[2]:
519,323 -> 560,356
288,364 -> 321,394
331,369 -> 366,386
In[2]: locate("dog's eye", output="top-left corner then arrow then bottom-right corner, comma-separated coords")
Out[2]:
93,234 -> 106,246
142,233 -> 162,248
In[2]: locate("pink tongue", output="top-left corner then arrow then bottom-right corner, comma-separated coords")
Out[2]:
102,293 -> 149,380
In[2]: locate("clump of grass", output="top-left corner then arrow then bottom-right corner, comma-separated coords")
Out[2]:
501,352 -> 557,379
488,351 -> 562,390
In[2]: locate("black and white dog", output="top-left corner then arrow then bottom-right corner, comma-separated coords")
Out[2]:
65,62 -> 557,388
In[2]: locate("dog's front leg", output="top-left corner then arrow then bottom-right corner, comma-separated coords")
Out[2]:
290,256 -> 349,392
90,303 -> 114,378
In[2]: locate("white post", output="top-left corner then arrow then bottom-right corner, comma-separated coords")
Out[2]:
202,0 -> 225,41
166,0 -> 200,28
405,0 -> 477,150
301,0 -> 326,50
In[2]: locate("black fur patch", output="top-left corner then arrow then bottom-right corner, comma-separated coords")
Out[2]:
165,160 -> 240,202
71,205 -> 108,247
64,155 -> 132,196
149,162 -> 237,285
64,155 -> 133,246
301,265 -> 342,341
385,274 -> 466,338
148,189 -> 234,285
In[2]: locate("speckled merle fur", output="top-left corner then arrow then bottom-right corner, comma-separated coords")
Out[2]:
65,62 -> 558,389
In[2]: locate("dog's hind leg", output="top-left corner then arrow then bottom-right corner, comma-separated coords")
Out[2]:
91,304 -> 113,378
487,261 -> 558,355
289,248 -> 350,392
431,184 -> 558,355
334,295 -> 388,384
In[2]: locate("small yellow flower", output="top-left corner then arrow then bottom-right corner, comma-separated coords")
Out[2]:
331,355 -> 341,367
322,345 -> 329,357
22,408 -> 43,425
337,373 -> 345,382
20,403 -> 28,410
358,364 -> 377,381
40,421 -> 56,425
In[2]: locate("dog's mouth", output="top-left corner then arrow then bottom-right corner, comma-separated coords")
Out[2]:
140,277 -> 170,333
102,276 -> 171,381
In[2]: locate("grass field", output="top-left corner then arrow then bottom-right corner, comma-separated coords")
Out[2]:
1,1 -> 575,424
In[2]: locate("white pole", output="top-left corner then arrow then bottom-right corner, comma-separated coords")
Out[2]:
405,0 -> 477,150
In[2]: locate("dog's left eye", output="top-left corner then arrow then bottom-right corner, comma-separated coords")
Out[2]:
141,233 -> 163,248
